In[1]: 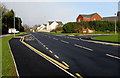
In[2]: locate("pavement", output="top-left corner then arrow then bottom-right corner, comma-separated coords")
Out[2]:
0,34 -> 11,38
9,38 -> 72,78
9,32 -> 120,78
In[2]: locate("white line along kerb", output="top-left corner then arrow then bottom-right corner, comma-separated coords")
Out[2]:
106,54 -> 120,60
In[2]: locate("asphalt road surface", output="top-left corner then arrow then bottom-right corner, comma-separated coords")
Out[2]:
10,32 -> 120,78
9,38 -> 72,78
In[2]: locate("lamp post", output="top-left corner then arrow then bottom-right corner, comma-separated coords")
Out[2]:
14,11 -> 15,37
114,13 -> 117,34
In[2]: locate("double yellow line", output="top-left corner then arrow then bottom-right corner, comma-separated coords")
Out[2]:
21,36 -> 69,69
20,35 -> 83,78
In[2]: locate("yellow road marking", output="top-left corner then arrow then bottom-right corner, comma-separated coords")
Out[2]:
62,61 -> 69,67
43,45 -> 46,47
21,37 -> 69,69
49,50 -> 53,53
46,47 -> 48,49
54,55 -> 59,58
75,73 -> 83,78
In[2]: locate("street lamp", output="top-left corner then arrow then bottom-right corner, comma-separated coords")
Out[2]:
14,11 -> 15,37
114,13 -> 117,34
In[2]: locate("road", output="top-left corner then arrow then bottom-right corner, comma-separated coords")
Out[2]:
10,32 -> 120,78
9,38 -> 72,78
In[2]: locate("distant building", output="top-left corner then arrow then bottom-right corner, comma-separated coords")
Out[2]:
76,13 -> 102,22
47,21 -> 63,31
118,11 -> 120,21
36,24 -> 47,32
103,11 -> 120,21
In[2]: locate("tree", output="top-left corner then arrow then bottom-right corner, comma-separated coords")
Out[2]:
1,3 -> 24,34
23,24 -> 30,32
0,3 -> 8,34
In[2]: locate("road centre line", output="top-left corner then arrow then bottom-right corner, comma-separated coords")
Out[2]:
61,40 -> 69,44
54,55 -> 59,58
106,54 -> 120,60
74,44 -> 93,51
46,47 -> 49,49
49,50 -> 53,53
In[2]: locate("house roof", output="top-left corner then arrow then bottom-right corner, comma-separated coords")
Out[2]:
79,13 -> 98,18
56,21 -> 63,25
43,24 -> 47,26
48,21 -> 54,25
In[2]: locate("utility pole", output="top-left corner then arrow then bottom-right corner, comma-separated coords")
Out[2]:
14,11 -> 15,37
114,13 -> 117,34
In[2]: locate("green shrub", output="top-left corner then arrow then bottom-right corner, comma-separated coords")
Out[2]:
63,21 -> 120,33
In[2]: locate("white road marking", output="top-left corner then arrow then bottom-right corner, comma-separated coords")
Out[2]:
74,44 -> 93,51
106,54 -> 120,60
80,38 -> 120,46
61,40 -> 69,44
53,38 -> 58,40
8,40 -> 19,77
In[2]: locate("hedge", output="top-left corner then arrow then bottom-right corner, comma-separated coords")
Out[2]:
63,21 -> 120,33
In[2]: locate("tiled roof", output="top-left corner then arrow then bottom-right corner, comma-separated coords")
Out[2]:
79,13 -> 97,18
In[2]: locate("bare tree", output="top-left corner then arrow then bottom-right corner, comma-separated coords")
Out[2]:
23,24 -> 30,32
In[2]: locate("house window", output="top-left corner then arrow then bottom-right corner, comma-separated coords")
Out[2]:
78,19 -> 81,22
94,18 -> 96,20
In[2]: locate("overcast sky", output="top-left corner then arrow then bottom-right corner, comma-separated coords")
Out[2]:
3,1 -> 119,27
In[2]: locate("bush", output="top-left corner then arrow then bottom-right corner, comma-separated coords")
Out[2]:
63,21 -> 120,33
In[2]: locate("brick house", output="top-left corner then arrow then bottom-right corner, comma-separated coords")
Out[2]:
76,13 -> 102,22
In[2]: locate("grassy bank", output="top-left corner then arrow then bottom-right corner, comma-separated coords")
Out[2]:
1,32 -> 25,77
49,31 -> 120,35
91,35 -> 120,42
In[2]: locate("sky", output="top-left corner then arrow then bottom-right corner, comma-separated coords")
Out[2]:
2,1 -> 119,27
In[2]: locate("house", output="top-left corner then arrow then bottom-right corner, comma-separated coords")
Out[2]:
117,11 -> 120,21
36,24 -> 47,32
76,13 -> 102,22
103,11 -> 120,21
103,16 -> 118,22
82,28 -> 95,33
47,21 -> 63,31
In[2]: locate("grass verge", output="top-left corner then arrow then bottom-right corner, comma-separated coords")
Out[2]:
49,31 -> 120,35
91,35 -> 120,42
1,32 -> 25,77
